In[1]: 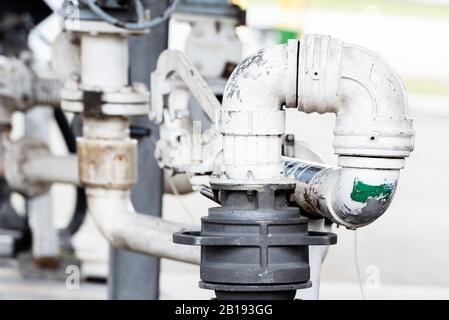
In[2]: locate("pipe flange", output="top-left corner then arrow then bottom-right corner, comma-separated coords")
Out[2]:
334,115 -> 415,158
199,282 -> 312,291
61,84 -> 149,116
4,137 -> 51,197
338,156 -> 405,169
216,109 -> 285,136
209,176 -> 296,187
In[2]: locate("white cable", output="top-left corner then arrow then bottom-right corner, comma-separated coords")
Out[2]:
167,175 -> 196,225
354,230 -> 366,300
133,0 -> 145,23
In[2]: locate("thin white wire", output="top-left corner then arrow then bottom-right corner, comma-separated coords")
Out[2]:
167,175 -> 196,224
354,230 -> 366,300
133,0 -> 145,23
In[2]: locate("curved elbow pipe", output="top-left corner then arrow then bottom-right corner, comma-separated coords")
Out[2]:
86,188 -> 200,264
220,34 -> 414,227
297,34 -> 414,158
285,158 -> 399,229
151,49 -> 221,123
292,35 -> 414,227
222,34 -> 414,161
223,43 -> 297,110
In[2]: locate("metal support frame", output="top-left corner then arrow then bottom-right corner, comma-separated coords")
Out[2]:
108,0 -> 168,301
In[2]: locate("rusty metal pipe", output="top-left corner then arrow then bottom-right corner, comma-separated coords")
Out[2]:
78,116 -> 200,264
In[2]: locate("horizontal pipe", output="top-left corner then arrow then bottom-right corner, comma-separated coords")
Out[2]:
23,154 -> 79,185
23,152 -> 195,194
284,157 -> 399,229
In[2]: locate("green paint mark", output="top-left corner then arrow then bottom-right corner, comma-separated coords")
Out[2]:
308,0 -> 449,20
276,29 -> 298,44
350,179 -> 395,203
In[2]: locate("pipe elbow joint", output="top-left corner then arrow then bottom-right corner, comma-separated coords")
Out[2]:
328,167 -> 399,229
222,43 -> 297,110
296,34 -> 414,159
291,34 -> 415,228
86,188 -> 130,249
294,164 -> 399,229
90,208 -> 124,248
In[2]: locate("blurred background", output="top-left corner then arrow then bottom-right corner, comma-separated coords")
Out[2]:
1,0 -> 448,299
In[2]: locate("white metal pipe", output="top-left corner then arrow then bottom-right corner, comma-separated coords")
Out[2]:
86,188 -> 200,264
0,130 -> 9,178
25,107 -> 59,259
284,157 -> 400,229
20,151 -> 194,194
74,31 -> 199,264
219,44 -> 294,181
23,154 -> 79,185
80,34 -> 129,91
297,34 -> 414,158
219,34 -> 414,228
79,117 -> 199,264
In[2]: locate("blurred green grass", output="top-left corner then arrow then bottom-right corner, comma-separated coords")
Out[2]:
243,0 -> 449,19
309,0 -> 449,19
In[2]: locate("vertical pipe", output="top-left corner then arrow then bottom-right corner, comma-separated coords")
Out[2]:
25,107 -> 59,261
108,0 -> 168,300
80,34 -> 129,90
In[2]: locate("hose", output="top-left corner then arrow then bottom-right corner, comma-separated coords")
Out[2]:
53,108 -> 76,153
53,109 -> 87,242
